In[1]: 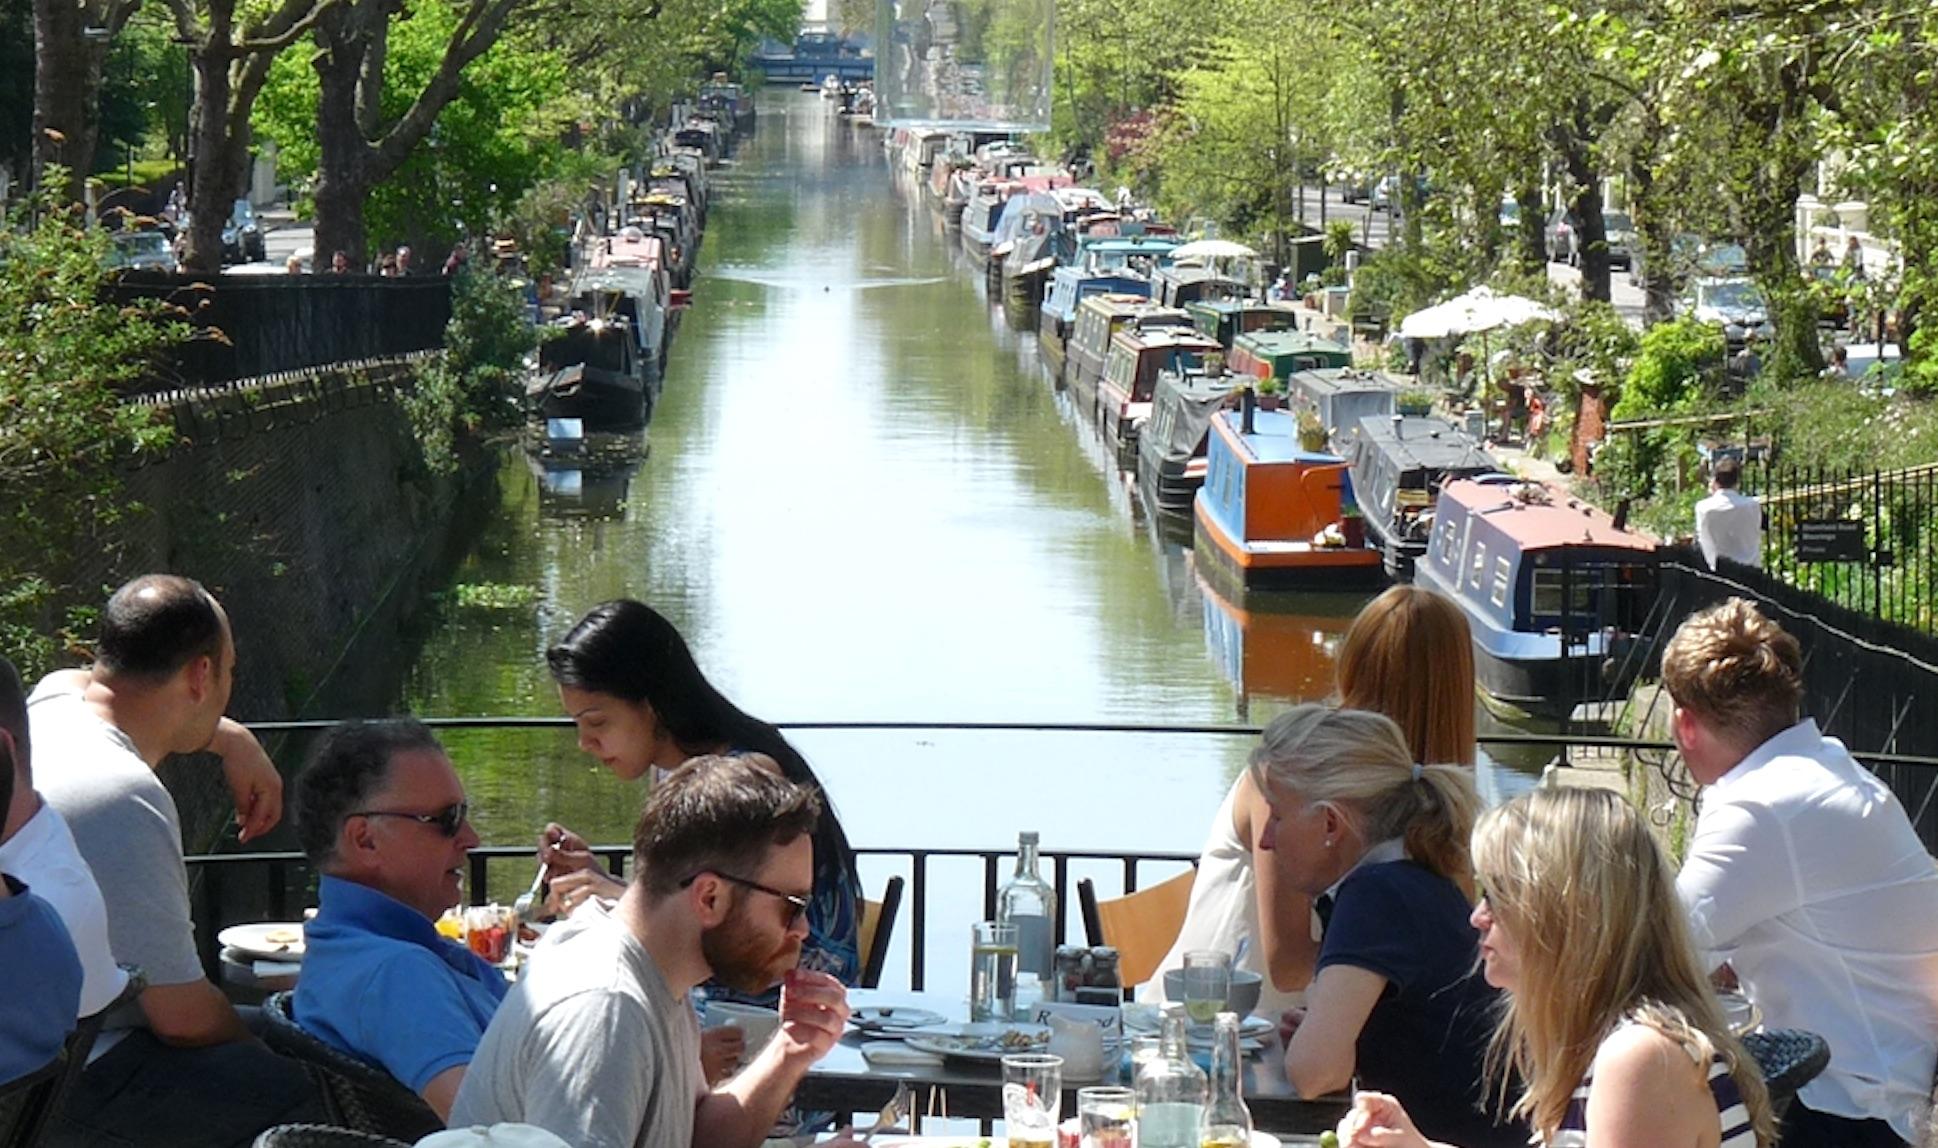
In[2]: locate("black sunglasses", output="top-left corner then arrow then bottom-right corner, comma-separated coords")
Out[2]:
680,869 -> 811,927
351,801 -> 470,837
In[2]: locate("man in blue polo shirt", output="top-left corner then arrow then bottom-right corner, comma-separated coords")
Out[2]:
292,719 -> 506,1120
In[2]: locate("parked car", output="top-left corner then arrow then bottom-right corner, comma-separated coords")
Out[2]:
223,199 -> 267,264
1545,208 -> 1635,268
1332,167 -> 1374,204
1628,235 -> 1748,289
107,229 -> 177,273
1687,276 -> 1773,347
1372,174 -> 1430,213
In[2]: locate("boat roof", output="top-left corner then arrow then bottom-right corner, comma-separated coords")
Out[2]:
1351,415 -> 1497,472
1114,325 -> 1222,352
1439,478 -> 1657,553
1190,299 -> 1296,317
1286,366 -> 1406,396
1214,408 -> 1343,464
1235,330 -> 1350,357
1078,292 -> 1168,317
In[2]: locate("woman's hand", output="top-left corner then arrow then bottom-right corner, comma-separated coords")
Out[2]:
537,822 -> 597,873
1278,1006 -> 1308,1046
1337,1091 -> 1432,1148
544,865 -> 625,917
699,1025 -> 746,1084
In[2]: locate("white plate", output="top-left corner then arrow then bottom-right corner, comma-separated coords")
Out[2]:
902,1022 -> 1053,1064
220,922 -> 307,960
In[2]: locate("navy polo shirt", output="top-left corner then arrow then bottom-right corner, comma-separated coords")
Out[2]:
0,875 -> 82,1085
293,875 -> 509,1093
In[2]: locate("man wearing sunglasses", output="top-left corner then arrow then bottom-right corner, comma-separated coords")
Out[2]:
292,718 -> 504,1125
453,755 -> 859,1148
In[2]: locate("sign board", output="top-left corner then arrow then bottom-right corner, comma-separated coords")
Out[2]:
1795,519 -> 1867,563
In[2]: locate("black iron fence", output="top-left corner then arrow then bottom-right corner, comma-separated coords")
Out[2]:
106,273 -> 451,388
1747,461 -> 1938,635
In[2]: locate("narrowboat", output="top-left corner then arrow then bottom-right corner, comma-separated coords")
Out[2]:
1283,367 -> 1406,447
1185,300 -> 1300,350
959,184 -> 1011,267
1229,332 -> 1354,385
1137,368 -> 1239,529
1192,403 -> 1386,591
1037,236 -> 1178,369
1414,477 -> 1660,718
902,129 -> 951,176
1066,294 -> 1193,410
1342,414 -> 1501,579
994,188 -> 1112,312
1097,325 -> 1222,450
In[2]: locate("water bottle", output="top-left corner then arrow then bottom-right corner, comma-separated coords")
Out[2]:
1135,1004 -> 1208,1148
1199,1012 -> 1254,1148
998,831 -> 1058,983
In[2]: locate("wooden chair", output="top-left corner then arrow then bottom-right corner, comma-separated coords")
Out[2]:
857,876 -> 905,989
260,992 -> 444,1142
0,964 -> 145,1148
1076,869 -> 1198,990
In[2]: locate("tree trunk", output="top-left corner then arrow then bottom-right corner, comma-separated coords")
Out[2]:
1556,119 -> 1609,304
311,5 -> 376,266
31,0 -> 107,201
182,47 -> 239,271
1627,145 -> 1674,324
1737,67 -> 1824,379
1515,178 -> 1544,274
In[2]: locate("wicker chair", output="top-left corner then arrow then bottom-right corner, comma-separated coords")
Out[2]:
1,965 -> 146,1148
260,993 -> 444,1142
1741,1028 -> 1831,1121
253,1124 -> 413,1148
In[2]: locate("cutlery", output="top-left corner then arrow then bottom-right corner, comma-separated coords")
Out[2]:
512,861 -> 548,921
857,1081 -> 914,1141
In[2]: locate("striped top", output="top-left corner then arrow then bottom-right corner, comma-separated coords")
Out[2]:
1549,1023 -> 1756,1147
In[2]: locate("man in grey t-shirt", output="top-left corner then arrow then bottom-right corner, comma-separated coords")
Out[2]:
453,756 -> 859,1148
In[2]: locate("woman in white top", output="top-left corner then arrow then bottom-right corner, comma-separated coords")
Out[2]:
1338,787 -> 1773,1148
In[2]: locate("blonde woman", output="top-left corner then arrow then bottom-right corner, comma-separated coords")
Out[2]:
1339,787 -> 1773,1148
1254,706 -> 1522,1148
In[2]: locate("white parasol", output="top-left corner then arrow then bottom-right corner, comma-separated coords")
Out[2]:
1170,238 -> 1260,262
1397,286 -> 1558,339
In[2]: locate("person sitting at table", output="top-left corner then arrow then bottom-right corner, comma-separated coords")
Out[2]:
1145,585 -> 1482,1014
450,756 -> 860,1148
0,703 -> 84,1085
1337,786 -> 1775,1148
292,719 -> 506,1122
1665,599 -> 1938,1147
1253,705 -> 1522,1148
539,600 -> 863,1005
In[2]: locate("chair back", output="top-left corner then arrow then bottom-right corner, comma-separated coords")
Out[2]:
0,964 -> 147,1147
1741,1028 -> 1830,1121
1077,870 -> 1197,989
253,1124 -> 413,1147
260,993 -> 444,1142
857,876 -> 905,989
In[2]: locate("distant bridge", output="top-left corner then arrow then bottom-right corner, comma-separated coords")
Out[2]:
751,32 -> 875,84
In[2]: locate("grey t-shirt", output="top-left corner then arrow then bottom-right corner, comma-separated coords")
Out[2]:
451,904 -> 705,1148
29,681 -> 205,1023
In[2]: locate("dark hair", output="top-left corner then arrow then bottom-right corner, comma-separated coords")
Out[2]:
0,655 -> 27,790
97,575 -> 225,681
295,719 -> 445,865
632,754 -> 821,899
1712,456 -> 1742,489
548,600 -> 857,896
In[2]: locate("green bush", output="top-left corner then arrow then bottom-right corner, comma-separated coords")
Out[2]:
1615,316 -> 1725,421
404,267 -> 538,473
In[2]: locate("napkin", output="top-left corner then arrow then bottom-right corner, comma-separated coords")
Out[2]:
252,960 -> 303,979
860,1041 -> 944,1067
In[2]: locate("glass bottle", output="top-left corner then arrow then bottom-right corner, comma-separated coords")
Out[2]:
998,831 -> 1058,982
1135,1004 -> 1208,1148
1199,1012 -> 1253,1148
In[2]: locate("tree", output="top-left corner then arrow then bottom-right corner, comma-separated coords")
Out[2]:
30,0 -> 139,204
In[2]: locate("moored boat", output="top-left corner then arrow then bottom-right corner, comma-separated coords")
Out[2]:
1037,236 -> 1177,371
1342,414 -> 1501,579
1066,294 -> 1193,411
1097,324 -> 1221,451
1137,367 -> 1239,534
1228,331 -> 1354,385
1193,402 -> 1386,591
1185,299 -> 1300,350
1413,477 -> 1660,718
1283,366 -> 1405,446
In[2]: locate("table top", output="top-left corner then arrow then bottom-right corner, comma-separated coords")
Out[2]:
800,989 -> 1347,1135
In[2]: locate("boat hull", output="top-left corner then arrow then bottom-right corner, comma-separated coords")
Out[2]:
1194,493 -> 1386,591
527,365 -> 649,431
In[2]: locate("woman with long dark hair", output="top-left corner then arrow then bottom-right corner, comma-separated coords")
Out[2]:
539,600 -> 862,1002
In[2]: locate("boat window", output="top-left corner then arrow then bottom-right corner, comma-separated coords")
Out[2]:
1530,567 -> 1596,621
1436,513 -> 1460,568
1469,541 -> 1488,590
1490,556 -> 1511,608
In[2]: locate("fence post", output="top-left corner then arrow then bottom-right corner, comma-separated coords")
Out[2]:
1874,468 -> 1884,618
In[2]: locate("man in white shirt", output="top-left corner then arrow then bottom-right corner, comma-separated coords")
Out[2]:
1665,598 -> 1938,1147
1693,456 -> 1762,569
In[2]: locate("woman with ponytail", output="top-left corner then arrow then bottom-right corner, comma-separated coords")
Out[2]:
1252,705 -> 1523,1148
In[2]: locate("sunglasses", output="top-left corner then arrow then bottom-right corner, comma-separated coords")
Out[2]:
352,801 -> 470,837
680,869 -> 811,928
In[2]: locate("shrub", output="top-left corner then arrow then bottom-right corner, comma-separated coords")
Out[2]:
404,266 -> 538,473
1615,316 -> 1725,421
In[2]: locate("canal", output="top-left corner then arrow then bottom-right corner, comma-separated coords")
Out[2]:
395,92 -> 1377,984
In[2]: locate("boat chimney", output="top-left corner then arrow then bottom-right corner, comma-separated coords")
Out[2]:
1240,386 -> 1257,435
1392,412 -> 1404,440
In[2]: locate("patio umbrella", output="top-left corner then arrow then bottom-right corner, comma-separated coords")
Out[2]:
1171,239 -> 1260,262
1396,286 -> 1558,339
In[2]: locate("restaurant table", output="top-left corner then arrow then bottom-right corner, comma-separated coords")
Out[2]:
796,989 -> 1349,1135
820,1137 -> 1328,1146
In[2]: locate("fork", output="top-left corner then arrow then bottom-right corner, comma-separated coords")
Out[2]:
511,861 -> 548,921
856,1081 -> 914,1142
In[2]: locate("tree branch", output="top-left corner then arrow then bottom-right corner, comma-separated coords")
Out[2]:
234,0 -> 345,54
368,0 -> 521,175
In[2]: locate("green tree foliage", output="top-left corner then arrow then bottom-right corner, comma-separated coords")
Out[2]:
403,266 -> 538,474
0,193 -> 184,677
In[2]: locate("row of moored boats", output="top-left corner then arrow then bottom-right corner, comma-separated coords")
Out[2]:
879,124 -> 1662,720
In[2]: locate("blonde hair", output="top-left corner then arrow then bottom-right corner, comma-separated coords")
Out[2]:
1338,585 -> 1477,766
1248,704 -> 1478,885
1660,598 -> 1802,748
1474,787 -> 1774,1145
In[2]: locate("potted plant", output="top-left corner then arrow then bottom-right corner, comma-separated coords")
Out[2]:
1257,375 -> 1285,410
1396,387 -> 1435,417
1202,350 -> 1226,377
1340,491 -> 1367,547
1296,406 -> 1328,451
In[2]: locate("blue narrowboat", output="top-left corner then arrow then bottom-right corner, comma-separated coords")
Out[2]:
1414,477 -> 1660,718
1037,236 -> 1180,369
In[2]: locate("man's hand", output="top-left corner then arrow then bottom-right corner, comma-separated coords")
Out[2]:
538,822 -> 598,873
213,719 -> 282,843
775,969 -> 850,1063
543,866 -> 625,918
700,1025 -> 747,1084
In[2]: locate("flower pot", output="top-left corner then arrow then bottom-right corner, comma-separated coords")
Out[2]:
1341,516 -> 1366,548
1299,431 -> 1328,453
1258,394 -> 1282,412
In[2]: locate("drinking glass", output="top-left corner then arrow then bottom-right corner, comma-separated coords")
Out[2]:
1182,949 -> 1231,1025
1077,1085 -> 1137,1148
1002,1052 -> 1063,1147
971,920 -> 1019,1021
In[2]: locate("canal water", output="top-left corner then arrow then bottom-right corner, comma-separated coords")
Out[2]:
398,92 -> 1378,985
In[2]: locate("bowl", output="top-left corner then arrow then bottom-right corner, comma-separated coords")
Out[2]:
1161,967 -> 1264,1018
701,1001 -> 782,1050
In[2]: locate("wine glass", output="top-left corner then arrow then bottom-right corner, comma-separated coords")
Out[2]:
1182,949 -> 1231,1026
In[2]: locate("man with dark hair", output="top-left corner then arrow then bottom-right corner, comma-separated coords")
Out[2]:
292,719 -> 505,1120
452,756 -> 856,1148
1694,455 -> 1762,570
0,654 -> 127,1020
31,574 -> 324,1146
